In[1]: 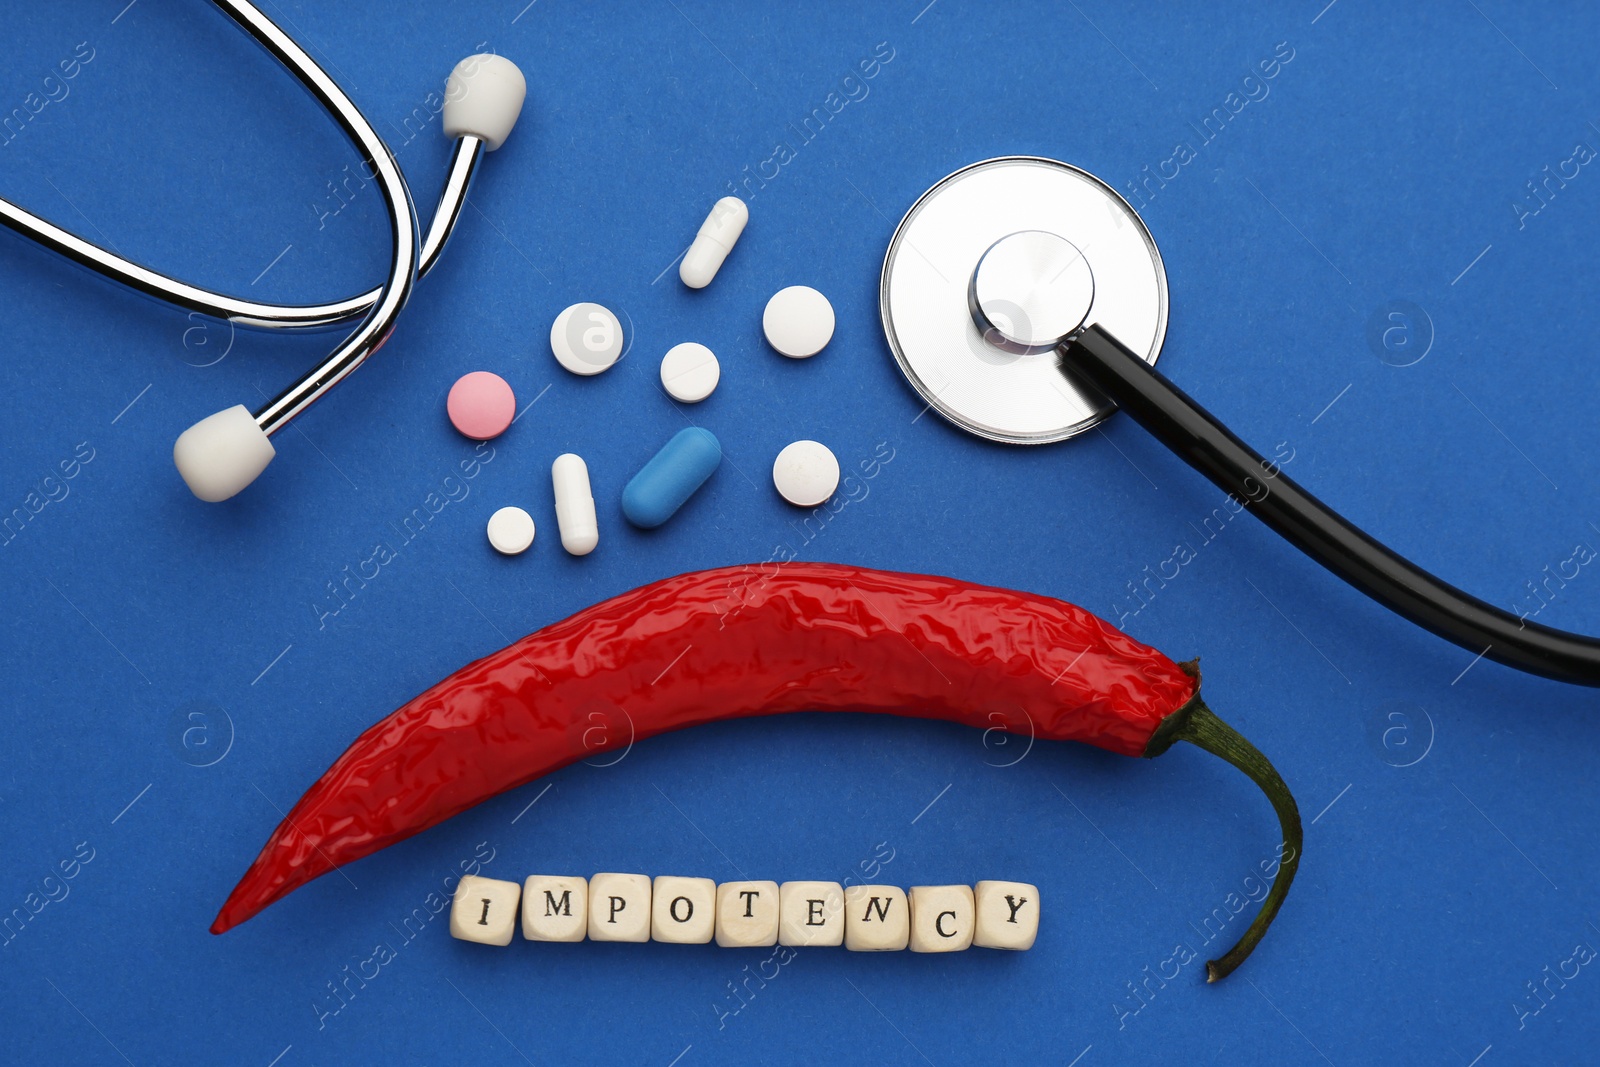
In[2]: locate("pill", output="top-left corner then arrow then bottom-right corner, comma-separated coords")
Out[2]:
773,440 -> 840,506
659,342 -> 721,403
551,454 -> 599,555
446,371 -> 516,440
622,427 -> 721,529
550,302 -> 624,376
762,286 -> 834,358
486,506 -> 536,555
679,197 -> 748,289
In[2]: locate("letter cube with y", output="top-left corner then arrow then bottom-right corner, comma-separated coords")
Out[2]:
715,881 -> 779,947
588,872 -> 651,942
845,885 -> 909,952
449,874 -> 521,946
908,885 -> 974,952
779,881 -> 845,947
652,876 -> 716,943
522,875 -> 588,942
974,880 -> 1039,950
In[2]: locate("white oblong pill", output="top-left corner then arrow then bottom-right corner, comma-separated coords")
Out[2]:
551,454 -> 599,555
659,342 -> 721,403
550,302 -> 624,376
773,440 -> 840,507
762,286 -> 834,359
680,197 -> 748,289
486,506 -> 536,555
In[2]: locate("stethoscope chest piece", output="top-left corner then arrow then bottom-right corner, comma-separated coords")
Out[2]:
880,156 -> 1168,444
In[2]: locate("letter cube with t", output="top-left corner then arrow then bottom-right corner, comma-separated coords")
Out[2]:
449,874 -> 522,946
652,876 -> 716,943
715,880 -> 779,947
908,884 -> 974,952
522,875 -> 588,942
973,880 -> 1039,950
588,872 -> 651,942
844,885 -> 909,951
779,881 -> 845,947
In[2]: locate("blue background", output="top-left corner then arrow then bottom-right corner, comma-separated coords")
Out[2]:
2,1 -> 1597,1063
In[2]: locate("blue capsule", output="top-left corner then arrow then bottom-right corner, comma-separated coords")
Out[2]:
621,427 -> 722,529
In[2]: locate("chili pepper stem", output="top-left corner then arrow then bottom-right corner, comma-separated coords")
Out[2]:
1148,685 -> 1302,982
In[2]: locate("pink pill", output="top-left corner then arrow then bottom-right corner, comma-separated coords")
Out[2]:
446,371 -> 516,440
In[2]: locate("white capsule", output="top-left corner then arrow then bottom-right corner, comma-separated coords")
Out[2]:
679,197 -> 748,289
551,454 -> 599,556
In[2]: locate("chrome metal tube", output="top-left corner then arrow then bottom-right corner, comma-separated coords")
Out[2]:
208,0 -> 416,437
0,135 -> 477,330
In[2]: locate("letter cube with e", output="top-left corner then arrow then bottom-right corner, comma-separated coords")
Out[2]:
908,884 -> 974,952
588,872 -> 651,942
844,885 -> 909,951
652,876 -> 716,943
522,875 -> 588,942
449,874 -> 521,946
715,880 -> 779,947
779,881 -> 845,947
973,880 -> 1039,950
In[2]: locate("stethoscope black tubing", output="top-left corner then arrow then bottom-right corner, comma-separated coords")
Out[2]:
1060,324 -> 1600,687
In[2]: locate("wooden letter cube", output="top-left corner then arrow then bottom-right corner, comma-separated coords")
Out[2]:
908,884 -> 974,952
449,874 -> 521,946
521,875 -> 588,942
974,880 -> 1039,950
715,880 -> 779,948
587,872 -> 652,942
779,881 -> 845,947
652,876 -> 716,944
844,885 -> 909,952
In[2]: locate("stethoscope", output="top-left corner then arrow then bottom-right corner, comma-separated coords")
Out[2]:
0,0 -> 525,502
879,156 -> 1600,687
2,16 -> 1591,693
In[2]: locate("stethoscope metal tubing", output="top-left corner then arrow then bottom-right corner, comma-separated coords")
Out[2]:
210,0 -> 417,439
1060,325 -> 1600,687
0,132 -> 476,331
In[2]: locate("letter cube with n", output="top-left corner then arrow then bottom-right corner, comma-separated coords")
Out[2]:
522,875 -> 588,942
844,885 -> 908,951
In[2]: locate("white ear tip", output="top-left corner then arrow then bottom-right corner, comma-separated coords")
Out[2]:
442,54 -> 527,151
173,405 -> 276,502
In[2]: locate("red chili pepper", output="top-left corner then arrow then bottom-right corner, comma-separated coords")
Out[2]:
212,563 -> 1300,980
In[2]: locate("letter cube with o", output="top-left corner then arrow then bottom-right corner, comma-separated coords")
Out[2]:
449,874 -> 522,946
844,884 -> 909,951
973,880 -> 1039,950
715,880 -> 779,947
588,872 -> 652,942
522,875 -> 588,942
652,876 -> 716,943
779,881 -> 845,947
908,884 -> 974,952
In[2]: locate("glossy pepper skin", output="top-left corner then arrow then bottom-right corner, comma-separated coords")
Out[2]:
213,563 -> 1299,980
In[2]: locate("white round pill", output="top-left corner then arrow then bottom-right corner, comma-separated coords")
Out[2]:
486,506 -> 536,554
659,342 -> 721,403
762,286 -> 835,358
772,440 -> 840,507
550,302 -> 624,375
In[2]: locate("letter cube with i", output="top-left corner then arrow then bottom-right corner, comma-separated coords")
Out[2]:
844,885 -> 909,951
449,874 -> 522,946
715,881 -> 779,947
908,885 -> 974,952
588,872 -> 652,942
778,881 -> 845,947
973,880 -> 1039,950
522,875 -> 588,942
652,876 -> 716,944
